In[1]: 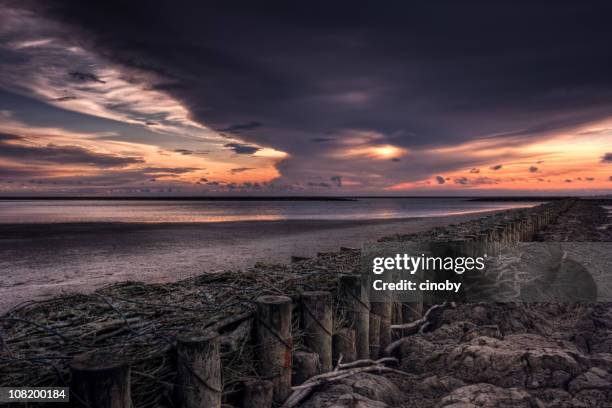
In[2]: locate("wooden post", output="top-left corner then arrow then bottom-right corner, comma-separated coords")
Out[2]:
255,295 -> 292,403
175,330 -> 222,408
370,301 -> 392,354
243,379 -> 273,408
340,275 -> 369,360
333,328 -> 356,364
70,350 -> 131,408
292,351 -> 320,385
368,313 -> 381,359
300,291 -> 333,372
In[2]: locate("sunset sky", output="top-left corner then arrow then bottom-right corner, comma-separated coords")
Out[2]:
0,1 -> 611,195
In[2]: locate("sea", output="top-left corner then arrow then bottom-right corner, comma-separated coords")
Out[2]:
0,197 -> 540,224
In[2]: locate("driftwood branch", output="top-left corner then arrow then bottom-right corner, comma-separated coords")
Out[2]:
281,357 -> 404,408
385,301 -> 454,356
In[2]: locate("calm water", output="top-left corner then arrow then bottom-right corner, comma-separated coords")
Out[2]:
0,198 -> 540,223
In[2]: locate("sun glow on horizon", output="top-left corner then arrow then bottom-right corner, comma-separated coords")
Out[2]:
387,119 -> 612,192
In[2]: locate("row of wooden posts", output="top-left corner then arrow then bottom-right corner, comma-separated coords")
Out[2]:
68,200 -> 571,408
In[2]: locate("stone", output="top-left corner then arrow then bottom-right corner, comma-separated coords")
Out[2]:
568,367 -> 612,393
439,383 -> 538,408
569,390 -> 611,408
445,334 -> 585,389
300,373 -> 404,408
460,324 -> 503,342
397,335 -> 442,374
415,375 -> 465,398
471,305 -> 489,324
587,353 -> 612,372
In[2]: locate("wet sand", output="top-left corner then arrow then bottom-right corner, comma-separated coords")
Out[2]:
0,211 -> 500,312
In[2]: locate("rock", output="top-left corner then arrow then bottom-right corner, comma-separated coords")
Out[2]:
591,331 -> 612,354
569,390 -> 611,408
587,353 -> 612,372
327,393 -> 389,408
352,375 -> 404,405
471,305 -> 489,324
300,373 -> 405,408
415,375 -> 465,398
445,334 -> 585,389
461,324 -> 503,342
568,367 -> 612,393
425,321 -> 476,343
439,383 -> 539,408
397,335 -> 443,374
529,388 -> 572,407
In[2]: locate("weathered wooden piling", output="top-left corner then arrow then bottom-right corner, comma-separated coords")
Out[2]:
402,296 -> 423,321
292,351 -> 320,385
175,330 -> 222,408
255,295 -> 293,403
340,274 -> 370,359
368,313 -> 381,359
70,351 -> 131,408
243,379 -> 273,408
300,290 -> 333,372
370,300 -> 392,354
332,328 -> 356,364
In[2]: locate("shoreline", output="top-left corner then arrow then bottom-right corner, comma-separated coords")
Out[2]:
0,209 -> 511,237
0,210 -> 504,313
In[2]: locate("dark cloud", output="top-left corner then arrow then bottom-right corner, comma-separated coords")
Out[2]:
0,164 -> 197,190
330,175 -> 342,187
565,179 -> 573,183
0,133 -> 143,168
224,143 -> 261,155
469,168 -> 480,173
454,177 -> 469,185
0,166 -> 43,177
579,128 -> 612,136
230,167 -> 253,174
217,121 -> 262,133
472,177 -> 499,185
602,152 -> 612,163
585,177 -> 595,181
390,158 -> 401,162
68,71 -> 105,84
490,164 -> 503,170
140,167 -> 200,174
311,137 -> 333,143
52,95 -> 78,102
0,133 -> 21,141
307,182 -> 330,188
435,176 -> 445,184
528,166 -> 538,173
173,149 -> 209,155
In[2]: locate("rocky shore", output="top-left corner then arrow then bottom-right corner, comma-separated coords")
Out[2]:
1,198 -> 611,407
306,199 -> 612,408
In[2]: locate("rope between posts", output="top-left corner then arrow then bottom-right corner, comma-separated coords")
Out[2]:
346,290 -> 371,312
255,316 -> 293,351
302,304 -> 333,338
178,351 -> 223,394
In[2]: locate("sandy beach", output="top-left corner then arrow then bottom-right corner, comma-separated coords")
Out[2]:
0,211 -> 499,312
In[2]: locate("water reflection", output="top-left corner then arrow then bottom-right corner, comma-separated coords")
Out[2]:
0,198 -> 540,224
